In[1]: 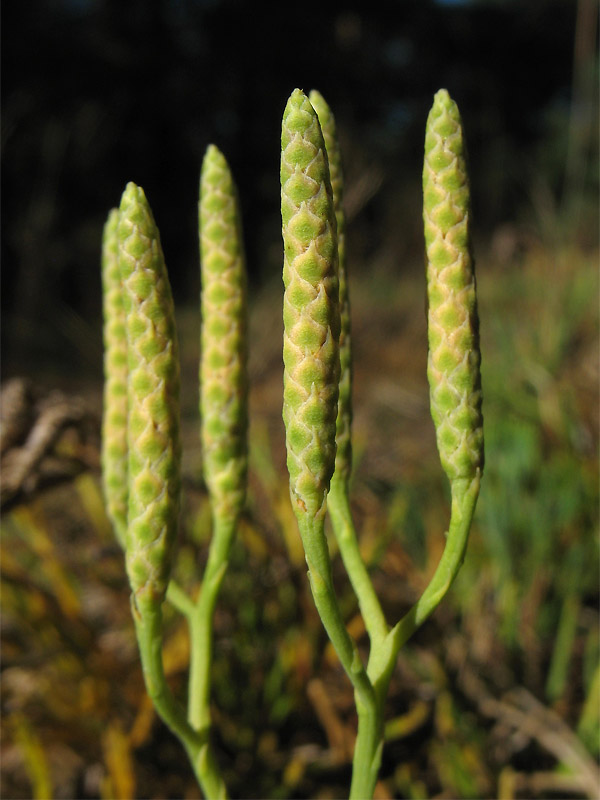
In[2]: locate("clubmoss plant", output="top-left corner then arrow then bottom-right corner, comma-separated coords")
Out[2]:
191,142 -> 248,749
281,89 -> 375,720
105,182 -> 208,792
101,156 -> 248,798
101,86 -> 483,800
279,87 -> 483,799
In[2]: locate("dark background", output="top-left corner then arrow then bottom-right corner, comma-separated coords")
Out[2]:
1,0 -> 598,380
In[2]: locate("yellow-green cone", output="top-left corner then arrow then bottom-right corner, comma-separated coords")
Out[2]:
118,182 -> 181,615
309,89 -> 352,486
101,207 -> 128,548
423,89 -> 483,483
281,88 -> 341,521
199,144 -> 248,521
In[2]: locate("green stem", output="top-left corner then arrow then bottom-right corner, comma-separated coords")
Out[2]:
298,506 -> 387,800
349,611 -> 400,799
161,511 -> 234,800
347,474 -> 480,799
133,514 -> 237,800
133,603 -> 226,798
349,694 -> 385,800
389,474 -> 480,654
320,483 -> 389,799
188,513 -> 236,730
166,580 -> 196,618
327,478 -> 389,646
297,512 -> 376,713
133,603 -> 197,743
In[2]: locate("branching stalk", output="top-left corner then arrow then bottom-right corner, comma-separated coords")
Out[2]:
100,84 -> 484,800
279,87 -> 483,800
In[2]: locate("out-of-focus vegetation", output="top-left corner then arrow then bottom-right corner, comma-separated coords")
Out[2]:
2,233 -> 598,798
1,0 -> 598,797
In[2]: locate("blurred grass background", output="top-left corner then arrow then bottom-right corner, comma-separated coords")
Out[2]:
1,1 -> 598,798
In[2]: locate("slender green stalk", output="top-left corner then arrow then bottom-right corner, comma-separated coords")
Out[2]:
389,474 -> 480,651
349,698 -> 385,800
132,605 -> 199,749
327,484 -> 388,646
188,515 -> 236,732
349,473 -> 480,798
297,513 -> 375,710
133,605 -> 226,799
166,579 -> 196,618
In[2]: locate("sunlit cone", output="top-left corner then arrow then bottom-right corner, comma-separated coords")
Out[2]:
423,89 -> 483,482
199,144 -> 248,521
309,89 -> 352,486
118,182 -> 181,614
101,207 -> 128,547
281,88 -> 341,520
